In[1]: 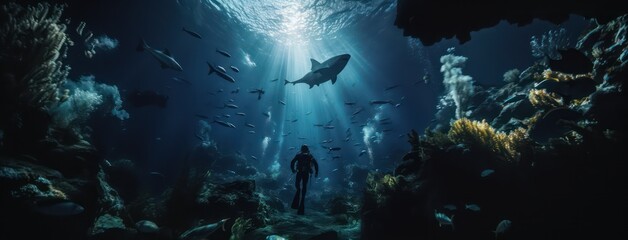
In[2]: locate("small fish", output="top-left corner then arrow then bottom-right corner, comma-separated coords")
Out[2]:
322,139 -> 333,144
352,108 -> 363,116
370,100 -> 393,105
434,210 -> 455,229
481,169 -> 495,177
182,27 -> 202,39
345,101 -> 356,106
385,84 -> 401,91
358,150 -> 367,157
353,143 -> 361,146
279,100 -> 286,105
230,66 -> 240,73
465,204 -> 481,212
216,65 -> 227,73
291,119 -> 298,123
493,220 -> 512,239
328,147 -> 341,152
271,78 -> 279,82
245,123 -> 255,128
223,103 -> 239,109
217,89 -> 224,93
155,137 -> 162,141
251,155 -> 258,160
212,120 -> 236,128
332,156 -> 341,160
266,235 -> 287,240
323,125 -> 335,129
394,103 -> 401,108
236,112 -> 246,116
222,114 -> 231,118
226,170 -> 236,174
288,147 -> 296,150
332,168 -> 339,172
216,49 -> 231,58
262,112 -> 270,118
248,130 -> 256,134
231,88 -> 240,94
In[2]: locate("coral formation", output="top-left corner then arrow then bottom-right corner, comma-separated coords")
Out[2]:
448,118 -> 527,162
440,50 -> 475,119
528,89 -> 564,108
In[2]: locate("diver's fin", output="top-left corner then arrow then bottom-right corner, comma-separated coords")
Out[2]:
331,75 -> 337,84
310,59 -> 321,70
163,49 -> 171,56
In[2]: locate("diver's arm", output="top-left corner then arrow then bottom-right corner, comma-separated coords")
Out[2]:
313,157 -> 319,177
290,155 -> 297,173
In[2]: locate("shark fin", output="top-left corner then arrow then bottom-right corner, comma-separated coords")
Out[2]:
331,75 -> 337,84
163,49 -> 172,56
309,84 -> 314,89
207,62 -> 215,75
310,59 -> 321,70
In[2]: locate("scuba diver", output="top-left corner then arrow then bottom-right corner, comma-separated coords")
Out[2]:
290,144 -> 319,215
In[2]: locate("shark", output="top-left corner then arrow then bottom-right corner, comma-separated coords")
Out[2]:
285,54 -> 351,88
137,39 -> 183,71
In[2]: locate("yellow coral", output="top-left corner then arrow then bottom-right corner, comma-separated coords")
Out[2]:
448,118 -> 528,162
528,89 -> 563,108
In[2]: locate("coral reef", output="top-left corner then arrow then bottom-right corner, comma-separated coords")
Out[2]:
0,2 -> 72,154
364,14 -> 628,240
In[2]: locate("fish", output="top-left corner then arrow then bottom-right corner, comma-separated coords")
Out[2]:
370,100 -> 393,105
480,169 -> 495,177
322,139 -> 333,143
262,112 -> 271,118
394,103 -> 402,108
230,65 -> 240,72
182,27 -> 202,39
328,147 -> 341,152
465,204 -> 481,212
359,150 -> 367,157
171,77 -> 192,84
352,108 -> 363,116
212,120 -> 236,128
291,119 -> 298,123
223,103 -> 239,109
345,101 -> 357,106
236,112 -> 246,116
385,84 -> 401,91
266,235 -> 287,240
216,49 -> 231,58
493,220 -> 512,239
323,125 -> 335,129
251,155 -> 258,160
248,130 -> 256,134
548,48 -> 593,74
207,62 -> 236,83
332,168 -> 339,172
271,78 -> 279,82
231,88 -> 239,94
249,88 -> 265,100
222,114 -> 231,118
245,123 -> 255,128
216,65 -> 227,73
434,210 -> 454,229
279,100 -> 286,105
136,39 -> 183,71
288,147 -> 296,150
332,156 -> 341,159
178,218 -> 229,240
226,170 -> 236,174
285,54 -> 351,88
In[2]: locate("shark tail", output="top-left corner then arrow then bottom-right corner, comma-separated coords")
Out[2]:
136,38 -> 148,52
207,62 -> 215,75
284,79 -> 291,85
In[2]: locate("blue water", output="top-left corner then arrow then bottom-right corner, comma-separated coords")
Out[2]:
64,0 -> 587,186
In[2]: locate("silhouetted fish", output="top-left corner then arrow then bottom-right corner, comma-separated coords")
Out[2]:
182,27 -> 202,39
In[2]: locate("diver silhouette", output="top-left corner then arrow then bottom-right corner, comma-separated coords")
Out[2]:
290,144 -> 319,215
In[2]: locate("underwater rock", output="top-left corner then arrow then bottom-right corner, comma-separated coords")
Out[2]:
529,107 -> 583,144
195,179 -> 268,224
491,99 -> 536,130
394,0 -> 628,46
89,213 -> 134,239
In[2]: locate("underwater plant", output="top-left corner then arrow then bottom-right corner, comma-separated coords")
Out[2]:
230,217 -> 252,240
440,50 -> 475,119
528,89 -> 564,108
448,118 -> 528,161
530,28 -> 569,60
